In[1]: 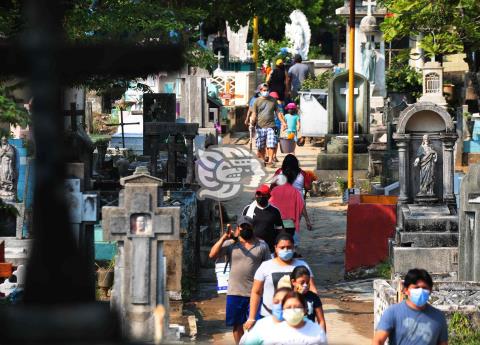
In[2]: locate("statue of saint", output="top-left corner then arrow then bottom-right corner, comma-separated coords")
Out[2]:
132,214 -> 150,234
362,41 -> 377,84
0,136 -> 16,201
414,134 -> 437,196
285,10 -> 311,61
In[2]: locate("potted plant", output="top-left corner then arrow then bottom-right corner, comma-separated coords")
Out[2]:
386,52 -> 422,105
96,259 -> 115,296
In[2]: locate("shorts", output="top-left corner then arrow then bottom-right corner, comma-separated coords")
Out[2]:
225,295 -> 261,326
256,127 -> 278,150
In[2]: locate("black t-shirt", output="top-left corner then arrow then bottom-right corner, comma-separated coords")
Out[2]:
242,203 -> 283,252
305,291 -> 322,322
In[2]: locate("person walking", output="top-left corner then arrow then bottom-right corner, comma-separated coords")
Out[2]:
239,287 -> 291,345
267,59 -> 288,102
373,268 -> 448,345
245,233 -> 317,331
269,91 -> 284,163
243,184 -> 284,253
245,85 -> 262,150
209,216 -> 271,344
250,84 -> 286,166
287,54 -> 311,100
262,291 -> 328,345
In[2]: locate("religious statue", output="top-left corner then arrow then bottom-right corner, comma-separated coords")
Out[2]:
0,136 -> 16,201
414,134 -> 438,196
362,41 -> 377,84
131,214 -> 150,234
285,10 -> 311,61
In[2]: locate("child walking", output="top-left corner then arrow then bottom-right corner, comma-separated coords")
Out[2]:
290,265 -> 326,332
284,103 -> 301,154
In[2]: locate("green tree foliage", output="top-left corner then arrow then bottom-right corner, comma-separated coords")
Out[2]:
0,87 -> 30,132
385,51 -> 422,97
378,0 -> 480,96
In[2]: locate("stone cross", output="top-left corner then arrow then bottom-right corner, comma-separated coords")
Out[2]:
106,107 -> 140,148
102,167 -> 180,342
362,0 -> 377,16
340,82 -> 359,122
215,50 -> 225,73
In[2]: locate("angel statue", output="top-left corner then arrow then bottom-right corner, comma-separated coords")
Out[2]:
285,10 -> 311,61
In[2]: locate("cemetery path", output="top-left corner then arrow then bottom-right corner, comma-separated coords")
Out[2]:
191,144 -> 373,344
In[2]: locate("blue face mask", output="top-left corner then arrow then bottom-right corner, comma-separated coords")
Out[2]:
271,303 -> 283,321
409,288 -> 430,307
278,249 -> 294,261
260,91 -> 269,97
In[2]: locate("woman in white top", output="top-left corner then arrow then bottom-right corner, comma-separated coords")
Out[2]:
263,291 -> 328,345
240,287 -> 291,345
245,233 -> 317,330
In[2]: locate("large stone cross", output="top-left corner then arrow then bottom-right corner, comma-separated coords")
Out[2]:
102,167 -> 180,341
362,0 -> 377,15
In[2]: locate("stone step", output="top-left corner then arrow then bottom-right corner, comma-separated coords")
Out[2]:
399,232 -> 458,247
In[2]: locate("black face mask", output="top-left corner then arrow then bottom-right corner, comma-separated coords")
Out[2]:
240,227 -> 254,240
256,196 -> 269,207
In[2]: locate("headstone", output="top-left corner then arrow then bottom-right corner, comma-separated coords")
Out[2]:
392,102 -> 458,277
328,71 -> 370,136
143,93 -> 176,158
285,10 -> 311,60
226,21 -> 250,61
102,167 -> 180,342
418,61 -> 447,107
459,164 -> 480,281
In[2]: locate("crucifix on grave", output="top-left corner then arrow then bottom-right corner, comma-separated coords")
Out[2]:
107,106 -> 140,148
102,167 -> 180,342
340,82 -> 360,134
362,0 -> 377,16
214,50 -> 225,73
0,0 -> 184,343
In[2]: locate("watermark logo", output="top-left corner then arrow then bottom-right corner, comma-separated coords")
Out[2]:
195,145 -> 267,201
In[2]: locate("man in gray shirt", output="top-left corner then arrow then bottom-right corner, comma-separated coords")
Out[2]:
373,268 -> 448,345
209,216 -> 271,344
287,54 -> 311,99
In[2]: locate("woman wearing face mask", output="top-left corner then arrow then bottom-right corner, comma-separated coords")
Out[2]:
243,184 -> 284,253
373,268 -> 448,345
245,233 -> 317,331
263,291 -> 327,345
290,266 -> 326,332
239,287 -> 291,345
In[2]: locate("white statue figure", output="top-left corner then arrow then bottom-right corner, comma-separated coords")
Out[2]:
362,41 -> 377,84
0,136 -> 16,201
414,134 -> 438,196
285,10 -> 311,61
226,21 -> 250,61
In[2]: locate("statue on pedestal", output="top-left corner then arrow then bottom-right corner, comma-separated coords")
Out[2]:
0,136 -> 16,201
414,134 -> 437,196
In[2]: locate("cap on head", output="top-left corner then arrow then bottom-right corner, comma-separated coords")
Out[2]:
285,102 -> 297,110
276,58 -> 284,66
269,91 -> 279,99
256,184 -> 270,196
237,215 -> 254,228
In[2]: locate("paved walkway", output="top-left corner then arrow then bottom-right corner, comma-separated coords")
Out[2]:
191,144 -> 374,344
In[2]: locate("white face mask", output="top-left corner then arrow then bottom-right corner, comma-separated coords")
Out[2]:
283,308 -> 304,326
260,91 -> 269,97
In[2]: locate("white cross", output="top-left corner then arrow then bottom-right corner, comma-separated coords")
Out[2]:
215,50 -> 225,73
340,83 -> 359,122
362,0 -> 377,16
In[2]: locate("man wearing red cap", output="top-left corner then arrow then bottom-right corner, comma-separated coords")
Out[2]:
250,84 -> 286,166
242,184 -> 284,252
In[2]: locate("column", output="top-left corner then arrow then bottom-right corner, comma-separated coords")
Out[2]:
442,135 -> 456,205
185,135 -> 194,184
395,136 -> 410,204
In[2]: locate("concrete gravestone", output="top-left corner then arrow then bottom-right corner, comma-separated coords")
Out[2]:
392,102 -> 458,277
459,164 -> 480,281
102,167 -> 180,342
